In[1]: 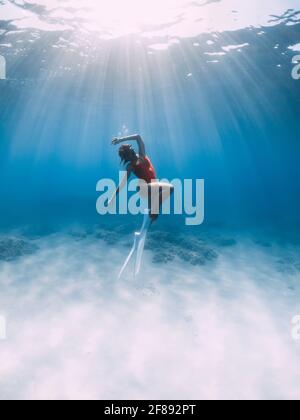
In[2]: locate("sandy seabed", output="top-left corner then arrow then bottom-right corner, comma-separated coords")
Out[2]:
0,227 -> 300,400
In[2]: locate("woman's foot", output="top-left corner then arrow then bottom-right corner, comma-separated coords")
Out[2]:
150,213 -> 159,223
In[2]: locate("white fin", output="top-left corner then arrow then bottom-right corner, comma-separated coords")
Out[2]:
118,210 -> 151,280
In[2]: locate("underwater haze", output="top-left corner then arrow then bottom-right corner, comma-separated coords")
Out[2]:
1,0 -> 300,400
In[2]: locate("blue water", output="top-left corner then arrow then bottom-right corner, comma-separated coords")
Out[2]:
1,1 -> 300,234
1,2 -> 300,400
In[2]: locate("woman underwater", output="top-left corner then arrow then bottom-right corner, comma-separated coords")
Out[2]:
110,134 -> 174,222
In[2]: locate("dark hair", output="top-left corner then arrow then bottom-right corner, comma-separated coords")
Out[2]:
119,144 -> 137,164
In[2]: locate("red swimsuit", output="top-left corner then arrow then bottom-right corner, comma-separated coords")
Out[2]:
132,156 -> 157,184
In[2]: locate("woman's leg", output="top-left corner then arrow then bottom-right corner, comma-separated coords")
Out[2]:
148,182 -> 174,222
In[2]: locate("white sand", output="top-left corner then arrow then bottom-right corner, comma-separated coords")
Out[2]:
0,232 -> 300,400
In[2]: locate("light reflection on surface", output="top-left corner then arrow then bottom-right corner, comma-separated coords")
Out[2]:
0,0 -> 300,41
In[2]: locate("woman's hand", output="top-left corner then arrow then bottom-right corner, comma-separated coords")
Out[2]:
106,193 -> 117,208
107,197 -> 115,207
112,137 -> 122,145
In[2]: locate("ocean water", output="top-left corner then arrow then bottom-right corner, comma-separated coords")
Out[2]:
0,0 -> 300,400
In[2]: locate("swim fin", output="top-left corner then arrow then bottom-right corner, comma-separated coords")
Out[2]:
118,210 -> 151,280
134,211 -> 151,277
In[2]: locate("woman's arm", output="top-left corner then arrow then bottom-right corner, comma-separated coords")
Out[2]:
108,166 -> 132,207
112,134 -> 146,158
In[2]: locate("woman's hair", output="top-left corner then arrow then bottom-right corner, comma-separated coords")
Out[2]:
119,144 -> 137,164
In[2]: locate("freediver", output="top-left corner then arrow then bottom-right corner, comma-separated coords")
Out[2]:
110,134 -> 174,222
